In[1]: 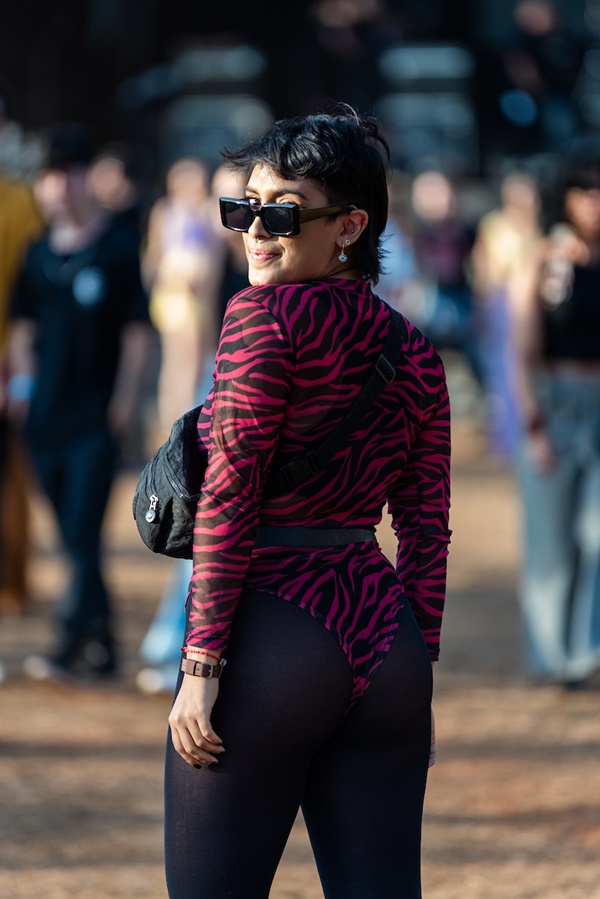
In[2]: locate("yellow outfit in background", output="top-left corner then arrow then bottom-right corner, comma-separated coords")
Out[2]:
0,176 -> 43,612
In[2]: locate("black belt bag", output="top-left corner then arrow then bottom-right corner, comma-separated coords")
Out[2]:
133,310 -> 407,559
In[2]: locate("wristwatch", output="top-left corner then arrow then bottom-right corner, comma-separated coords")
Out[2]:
181,657 -> 227,679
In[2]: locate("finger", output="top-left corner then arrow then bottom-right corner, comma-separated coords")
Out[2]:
169,708 -> 224,751
170,726 -> 222,767
187,721 -> 225,757
194,715 -> 224,748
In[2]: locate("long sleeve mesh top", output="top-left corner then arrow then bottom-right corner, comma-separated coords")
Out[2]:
184,277 -> 451,701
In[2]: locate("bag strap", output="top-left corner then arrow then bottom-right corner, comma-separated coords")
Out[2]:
265,309 -> 407,495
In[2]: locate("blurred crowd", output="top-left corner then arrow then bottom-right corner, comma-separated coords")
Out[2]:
1,74 -> 599,692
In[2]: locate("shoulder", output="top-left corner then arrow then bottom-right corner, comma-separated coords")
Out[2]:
21,232 -> 49,266
0,177 -> 32,205
224,281 -> 322,323
97,215 -> 137,251
401,315 -> 448,391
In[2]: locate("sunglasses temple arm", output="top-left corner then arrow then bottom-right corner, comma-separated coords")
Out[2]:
298,205 -> 356,224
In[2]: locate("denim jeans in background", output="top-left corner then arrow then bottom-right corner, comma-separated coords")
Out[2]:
29,426 -> 117,651
517,373 -> 600,682
139,557 -> 189,672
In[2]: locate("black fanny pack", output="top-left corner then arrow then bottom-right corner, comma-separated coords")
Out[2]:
132,309 -> 407,558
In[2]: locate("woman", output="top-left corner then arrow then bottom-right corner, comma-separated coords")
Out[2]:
515,143 -> 600,688
143,157 -> 222,444
471,167 -> 542,460
165,111 -> 451,898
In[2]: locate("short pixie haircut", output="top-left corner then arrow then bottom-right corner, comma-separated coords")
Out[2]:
221,110 -> 391,284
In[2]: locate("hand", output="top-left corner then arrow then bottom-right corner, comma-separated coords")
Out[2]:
106,394 -> 135,440
429,708 -> 437,768
168,674 -> 225,767
525,428 -> 557,475
5,396 -> 30,426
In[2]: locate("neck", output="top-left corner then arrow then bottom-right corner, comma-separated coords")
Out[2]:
328,265 -> 362,280
50,208 -> 107,254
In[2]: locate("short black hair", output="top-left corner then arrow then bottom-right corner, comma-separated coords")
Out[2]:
221,110 -> 391,284
43,122 -> 96,170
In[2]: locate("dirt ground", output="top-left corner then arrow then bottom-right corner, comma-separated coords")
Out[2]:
1,414 -> 600,899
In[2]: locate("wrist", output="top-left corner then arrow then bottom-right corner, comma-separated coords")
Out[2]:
181,657 -> 226,679
525,412 -> 545,435
7,372 -> 35,402
181,645 -> 222,663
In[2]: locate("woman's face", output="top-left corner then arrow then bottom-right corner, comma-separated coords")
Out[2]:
242,165 -> 352,286
564,187 -> 600,241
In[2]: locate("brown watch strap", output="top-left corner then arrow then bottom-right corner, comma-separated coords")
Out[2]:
181,658 -> 226,679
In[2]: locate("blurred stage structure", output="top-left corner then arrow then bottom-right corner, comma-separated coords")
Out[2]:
375,43 -> 478,174
3,0 -> 600,182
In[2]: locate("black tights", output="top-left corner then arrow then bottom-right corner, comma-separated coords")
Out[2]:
164,591 -> 432,899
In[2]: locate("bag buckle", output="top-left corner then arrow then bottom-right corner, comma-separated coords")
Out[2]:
374,354 -> 396,385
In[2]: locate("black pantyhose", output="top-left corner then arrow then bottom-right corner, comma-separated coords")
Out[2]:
164,591 -> 432,899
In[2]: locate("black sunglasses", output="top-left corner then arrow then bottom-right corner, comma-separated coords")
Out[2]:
219,197 -> 355,237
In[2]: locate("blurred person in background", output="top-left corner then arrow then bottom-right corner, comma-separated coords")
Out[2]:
87,142 -> 151,246
136,164 -> 249,696
0,93 -> 43,681
88,141 -> 156,464
142,157 -> 222,448
471,165 -> 543,460
496,0 -> 585,154
403,169 -> 483,387
209,163 -> 251,332
376,168 -> 419,312
514,141 -> 600,688
7,123 -> 152,683
0,77 -> 43,181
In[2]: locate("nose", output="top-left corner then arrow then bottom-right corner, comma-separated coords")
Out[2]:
247,210 -> 269,238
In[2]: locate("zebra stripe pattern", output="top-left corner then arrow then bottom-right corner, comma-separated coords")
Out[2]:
186,278 -> 451,704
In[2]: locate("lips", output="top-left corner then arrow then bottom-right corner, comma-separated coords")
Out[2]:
248,248 -> 279,264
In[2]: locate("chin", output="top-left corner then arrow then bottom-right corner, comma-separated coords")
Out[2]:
248,269 -> 282,287
248,271 -> 266,286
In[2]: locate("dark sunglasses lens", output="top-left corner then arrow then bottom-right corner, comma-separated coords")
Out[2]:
262,204 -> 297,235
221,200 -> 253,231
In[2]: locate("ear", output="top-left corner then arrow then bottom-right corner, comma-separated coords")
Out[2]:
337,208 -> 369,249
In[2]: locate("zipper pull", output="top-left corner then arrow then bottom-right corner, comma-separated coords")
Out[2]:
145,494 -> 159,523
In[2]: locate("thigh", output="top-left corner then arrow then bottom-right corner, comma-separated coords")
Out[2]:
164,591 -> 354,899
28,444 -> 63,511
518,448 -> 577,569
575,454 -> 600,552
302,603 -> 433,899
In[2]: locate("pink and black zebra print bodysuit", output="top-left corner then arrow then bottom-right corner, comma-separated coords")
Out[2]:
185,277 -> 451,704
